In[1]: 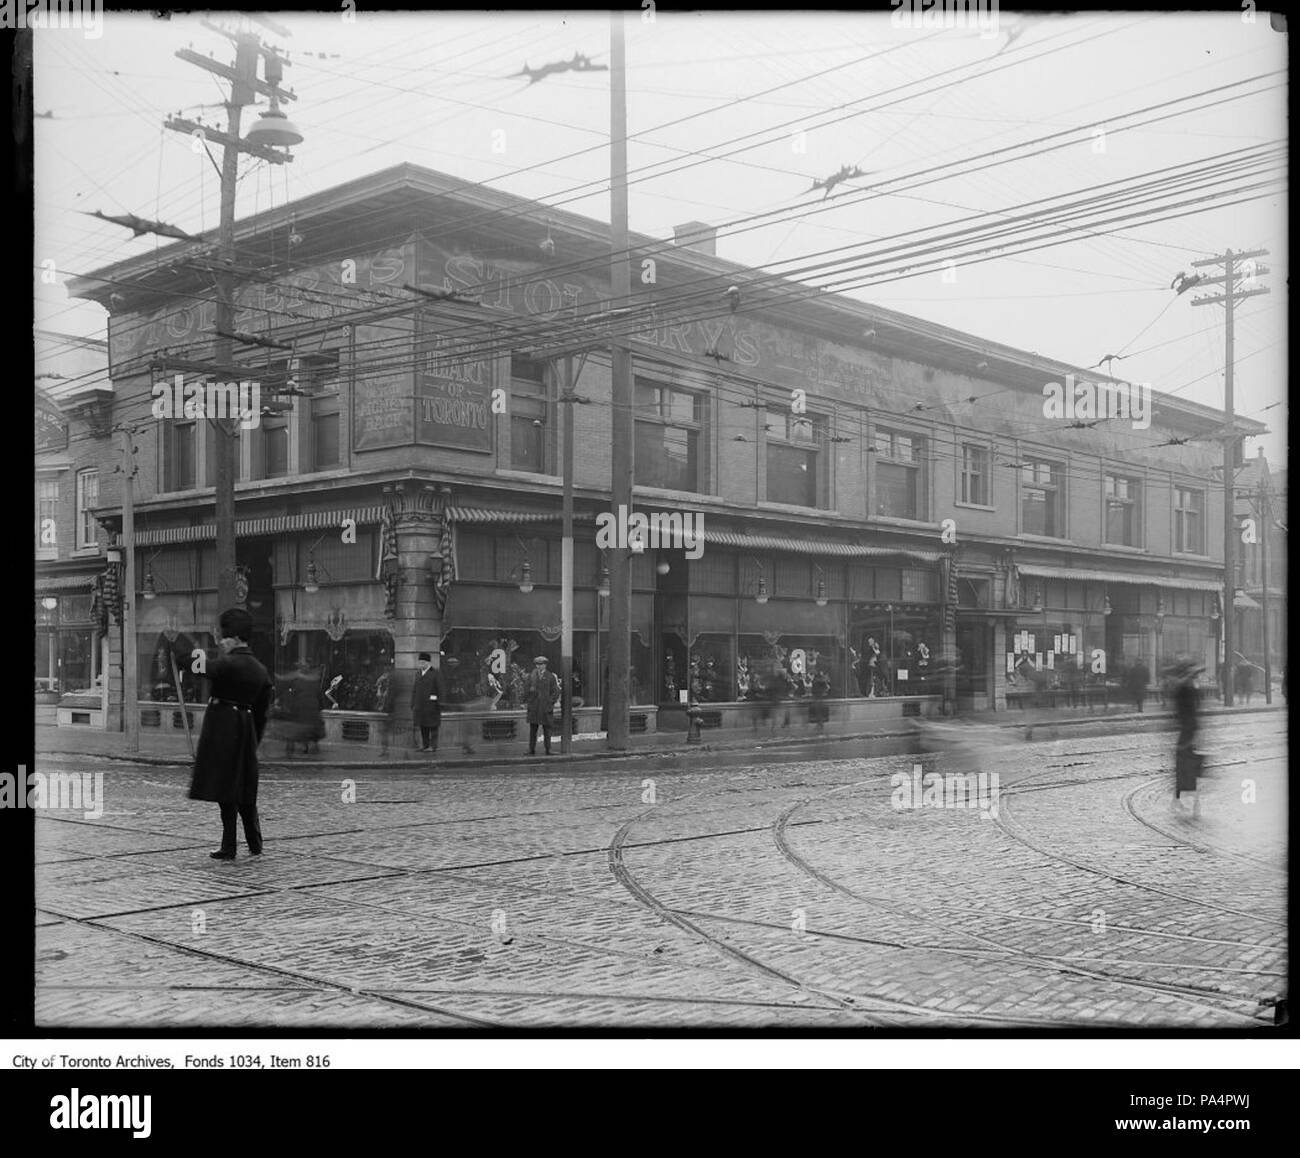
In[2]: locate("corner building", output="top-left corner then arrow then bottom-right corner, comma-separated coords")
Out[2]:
64,164 -> 1258,747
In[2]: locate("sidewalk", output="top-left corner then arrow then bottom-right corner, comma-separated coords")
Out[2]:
34,700 -> 1284,770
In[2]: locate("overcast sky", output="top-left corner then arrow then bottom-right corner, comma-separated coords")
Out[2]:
34,9 -> 1287,465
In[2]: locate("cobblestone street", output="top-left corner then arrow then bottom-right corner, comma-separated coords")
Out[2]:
33,713 -> 1286,1029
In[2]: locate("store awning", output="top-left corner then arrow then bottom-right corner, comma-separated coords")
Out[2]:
701,529 -> 941,563
117,505 -> 385,547
1234,590 -> 1262,611
35,574 -> 95,593
1017,563 -> 1221,593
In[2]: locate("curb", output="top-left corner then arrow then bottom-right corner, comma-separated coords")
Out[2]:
35,703 -> 1283,771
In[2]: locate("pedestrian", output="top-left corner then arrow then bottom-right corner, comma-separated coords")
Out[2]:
1171,660 -> 1204,816
524,655 -> 561,755
410,652 -> 443,753
188,608 -> 274,861
808,667 -> 831,732
1123,657 -> 1150,712
288,660 -> 325,755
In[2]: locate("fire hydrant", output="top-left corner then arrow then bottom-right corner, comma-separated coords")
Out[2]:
686,702 -> 703,743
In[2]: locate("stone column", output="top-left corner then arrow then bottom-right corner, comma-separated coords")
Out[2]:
385,482 -> 449,733
105,620 -> 125,732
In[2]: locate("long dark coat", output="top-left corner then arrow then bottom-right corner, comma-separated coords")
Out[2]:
1173,680 -> 1201,796
410,667 -> 444,727
524,668 -> 561,726
188,647 -> 274,805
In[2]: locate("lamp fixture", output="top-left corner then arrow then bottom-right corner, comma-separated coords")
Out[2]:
518,559 -> 534,594
1155,596 -> 1166,621
1103,593 -> 1113,616
756,576 -> 769,605
302,533 -> 330,594
656,557 -> 671,576
41,596 -> 58,611
106,546 -> 122,564
597,565 -> 610,598
244,55 -> 303,149
1210,593 -> 1221,620
143,566 -> 157,600
1031,585 -> 1044,614
813,563 -> 828,607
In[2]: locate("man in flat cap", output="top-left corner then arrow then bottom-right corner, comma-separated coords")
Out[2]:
189,607 -> 274,860
524,655 -> 561,756
411,652 -> 444,754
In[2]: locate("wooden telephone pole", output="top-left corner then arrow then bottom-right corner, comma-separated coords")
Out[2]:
164,24 -> 296,610
1189,247 -> 1268,706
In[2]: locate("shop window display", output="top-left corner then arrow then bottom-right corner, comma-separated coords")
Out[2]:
736,634 -> 841,703
688,634 -> 734,702
284,630 -> 394,712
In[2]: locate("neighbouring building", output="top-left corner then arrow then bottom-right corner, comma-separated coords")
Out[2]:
1230,448 -> 1286,687
51,163 -> 1265,747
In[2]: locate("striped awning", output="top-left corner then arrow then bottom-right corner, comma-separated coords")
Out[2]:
702,529 -> 942,563
35,573 -> 95,593
1017,563 -> 1222,593
445,507 -> 595,524
118,505 -> 386,547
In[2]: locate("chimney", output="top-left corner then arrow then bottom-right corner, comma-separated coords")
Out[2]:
672,221 -> 716,257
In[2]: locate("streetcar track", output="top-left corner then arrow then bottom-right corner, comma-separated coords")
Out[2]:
1121,775 -> 1285,875
770,788 -> 1272,1023
38,913 -> 501,1029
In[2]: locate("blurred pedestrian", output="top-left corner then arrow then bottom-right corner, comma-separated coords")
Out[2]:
189,608 -> 274,860
1123,658 -> 1150,712
524,655 -> 561,755
288,660 -> 325,755
1171,659 -> 1205,816
410,652 -> 443,754
808,667 -> 831,733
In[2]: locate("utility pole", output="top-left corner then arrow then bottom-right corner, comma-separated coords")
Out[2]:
560,354 -> 575,755
165,27 -> 296,610
606,10 -> 633,750
1258,473 -> 1272,705
119,427 -> 139,753
1189,247 -> 1268,706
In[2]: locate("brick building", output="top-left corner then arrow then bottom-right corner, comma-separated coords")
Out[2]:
52,164 -> 1264,746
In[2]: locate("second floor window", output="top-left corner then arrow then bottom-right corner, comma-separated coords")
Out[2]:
766,408 -> 823,507
75,469 -> 99,549
36,478 -> 59,553
1105,473 -> 1142,546
259,417 -> 289,479
166,422 -> 197,491
960,443 -> 990,506
1021,459 -> 1063,537
635,378 -> 704,492
302,352 -> 341,472
510,355 -> 549,473
1174,486 -> 1204,554
874,428 -> 925,519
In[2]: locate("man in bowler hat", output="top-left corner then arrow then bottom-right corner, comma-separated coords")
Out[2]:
188,608 -> 275,860
411,652 -> 444,753
525,655 -> 561,755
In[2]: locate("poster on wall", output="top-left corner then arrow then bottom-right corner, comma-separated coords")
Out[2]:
353,371 -> 414,450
